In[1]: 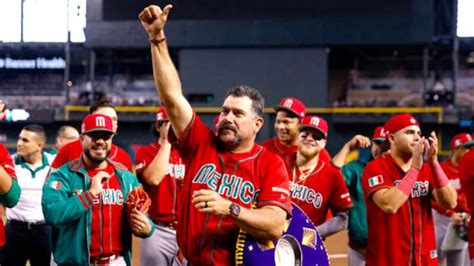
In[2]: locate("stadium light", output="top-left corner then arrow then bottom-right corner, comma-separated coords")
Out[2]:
457,0 -> 474,37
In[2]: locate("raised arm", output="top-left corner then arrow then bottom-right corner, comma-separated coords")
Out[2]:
139,5 -> 193,138
425,132 -> 457,209
332,134 -> 371,168
140,123 -> 172,186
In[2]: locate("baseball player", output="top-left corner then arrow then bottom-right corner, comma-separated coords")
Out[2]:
5,124 -> 55,266
433,133 -> 473,265
50,100 -> 133,172
459,142 -> 474,264
42,114 -> 154,265
362,113 -> 457,266
285,115 -> 353,238
139,5 -> 292,265
51,125 -> 80,154
134,108 -> 185,265
0,101 -> 21,264
331,126 -> 385,266
261,97 -> 331,162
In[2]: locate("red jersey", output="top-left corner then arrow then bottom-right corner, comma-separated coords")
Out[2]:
362,154 -> 438,266
87,163 -> 125,258
459,149 -> 474,258
172,114 -> 292,266
134,143 -> 185,223
261,137 -> 331,163
50,139 -> 133,172
432,160 -> 469,216
285,152 -> 352,226
0,144 -> 17,246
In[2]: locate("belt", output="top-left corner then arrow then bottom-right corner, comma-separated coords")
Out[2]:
9,220 -> 47,230
90,254 -> 119,265
156,221 -> 177,230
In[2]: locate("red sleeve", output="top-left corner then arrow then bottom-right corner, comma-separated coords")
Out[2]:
134,146 -> 152,177
319,148 -> 331,162
51,145 -> 69,169
362,159 -> 392,199
256,151 -> 292,216
170,113 -> 214,162
459,150 -> 474,211
115,146 -> 133,172
431,199 -> 452,216
329,167 -> 353,212
0,144 -> 16,179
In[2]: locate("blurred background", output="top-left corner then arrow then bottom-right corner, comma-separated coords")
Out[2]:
0,0 -> 473,158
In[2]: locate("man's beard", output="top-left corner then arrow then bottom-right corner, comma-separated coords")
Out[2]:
84,146 -> 110,164
216,123 -> 240,149
298,146 -> 320,159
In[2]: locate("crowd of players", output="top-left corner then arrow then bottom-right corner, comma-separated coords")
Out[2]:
0,4 -> 473,266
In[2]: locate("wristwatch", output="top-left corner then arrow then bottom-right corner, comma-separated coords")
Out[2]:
229,203 -> 241,218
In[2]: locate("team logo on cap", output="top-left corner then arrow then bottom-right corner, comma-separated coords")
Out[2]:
410,118 -> 417,124
310,117 -> 320,126
157,113 -> 165,120
283,99 -> 293,108
455,140 -> 462,147
96,116 -> 106,127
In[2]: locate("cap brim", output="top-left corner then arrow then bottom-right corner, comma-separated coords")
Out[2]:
275,107 -> 302,118
463,141 -> 474,148
378,139 -> 390,152
82,129 -> 114,134
299,125 -> 327,138
372,138 -> 385,144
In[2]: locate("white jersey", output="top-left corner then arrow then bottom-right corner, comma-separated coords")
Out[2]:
7,152 -> 55,223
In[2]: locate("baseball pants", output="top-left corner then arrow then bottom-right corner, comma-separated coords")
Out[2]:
140,223 -> 179,266
348,246 -> 366,266
433,210 -> 469,266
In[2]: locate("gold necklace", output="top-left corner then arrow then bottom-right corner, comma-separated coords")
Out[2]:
292,161 -> 318,183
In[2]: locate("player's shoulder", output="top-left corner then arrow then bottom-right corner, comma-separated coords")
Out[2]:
62,139 -> 81,151
135,143 -> 156,155
260,137 -> 275,147
259,144 -> 283,161
0,144 -> 9,156
108,159 -> 129,172
113,144 -> 129,154
325,161 -> 343,174
55,139 -> 81,159
366,154 -> 389,168
461,149 -> 474,164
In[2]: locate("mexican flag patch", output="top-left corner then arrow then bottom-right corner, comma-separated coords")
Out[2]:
51,181 -> 62,190
368,175 -> 383,187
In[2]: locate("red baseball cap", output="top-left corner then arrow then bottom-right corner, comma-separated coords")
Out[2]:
372,126 -> 387,143
276,97 -> 306,118
299,116 -> 328,137
81,114 -> 114,134
383,114 -> 419,136
156,108 -> 168,122
450,133 -> 474,150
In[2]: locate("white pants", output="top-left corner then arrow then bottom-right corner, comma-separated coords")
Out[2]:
140,224 -> 179,266
433,210 -> 469,266
91,255 -> 126,266
348,246 -> 366,266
